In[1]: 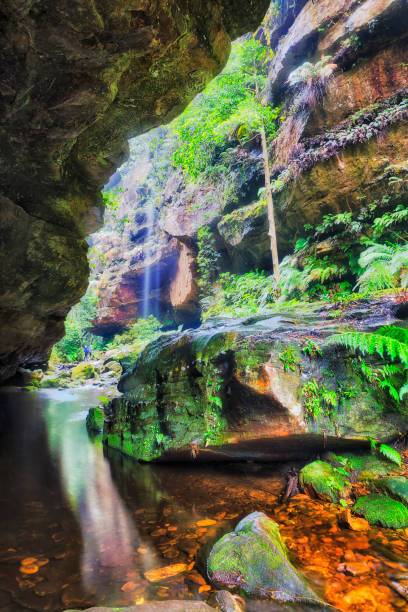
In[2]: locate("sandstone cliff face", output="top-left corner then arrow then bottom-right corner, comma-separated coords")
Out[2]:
0,0 -> 269,379
270,0 -> 408,243
111,0 -> 407,323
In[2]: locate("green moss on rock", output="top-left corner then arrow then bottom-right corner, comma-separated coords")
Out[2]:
375,477 -> 408,507
71,362 -> 95,380
353,494 -> 408,529
86,407 -> 105,433
207,511 -> 323,603
300,460 -> 349,503
344,453 -> 400,481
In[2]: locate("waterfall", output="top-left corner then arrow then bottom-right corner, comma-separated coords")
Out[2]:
142,201 -> 155,319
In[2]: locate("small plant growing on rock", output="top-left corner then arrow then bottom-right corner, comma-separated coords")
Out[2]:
287,56 -> 337,112
302,339 -> 323,359
279,346 -> 302,372
301,378 -> 337,421
287,56 -> 337,89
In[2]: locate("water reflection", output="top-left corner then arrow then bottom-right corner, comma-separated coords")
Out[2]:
43,389 -> 153,605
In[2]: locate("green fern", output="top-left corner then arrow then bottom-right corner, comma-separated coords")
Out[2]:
379,444 -> 402,467
327,326 -> 408,367
356,242 -> 408,292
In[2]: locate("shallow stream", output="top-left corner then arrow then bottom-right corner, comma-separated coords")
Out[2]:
0,388 -> 407,611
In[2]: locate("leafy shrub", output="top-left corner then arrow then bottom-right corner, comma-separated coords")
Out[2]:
201,270 -> 275,320
172,39 -> 279,179
109,315 -> 162,349
301,378 -> 338,421
329,325 -> 408,407
54,289 -> 104,362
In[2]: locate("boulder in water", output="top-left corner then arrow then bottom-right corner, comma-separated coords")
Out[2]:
207,511 -> 327,606
71,362 -> 95,380
300,460 -> 349,503
86,407 -> 105,433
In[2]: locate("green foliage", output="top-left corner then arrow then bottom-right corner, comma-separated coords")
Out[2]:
329,326 -> 408,412
301,378 -> 338,421
372,204 -> 408,239
379,443 -> 402,466
102,187 -> 129,233
54,288 -> 104,362
370,438 -> 402,466
201,270 -> 276,320
109,315 -> 162,349
328,325 -> 408,367
356,242 -> 408,292
287,56 -> 337,88
302,339 -> 323,359
172,39 -> 279,179
197,226 -> 220,298
279,346 -> 302,372
279,254 -> 346,300
205,378 -> 227,445
353,494 -> 408,529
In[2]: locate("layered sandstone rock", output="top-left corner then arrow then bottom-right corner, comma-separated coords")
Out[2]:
103,295 -> 408,462
0,0 -> 269,379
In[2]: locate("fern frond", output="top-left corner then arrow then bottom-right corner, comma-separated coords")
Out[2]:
399,381 -> 408,400
379,444 -> 402,466
358,244 -> 393,268
327,330 -> 408,366
377,325 -> 408,345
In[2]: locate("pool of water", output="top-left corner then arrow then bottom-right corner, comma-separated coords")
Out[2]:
0,387 -> 407,612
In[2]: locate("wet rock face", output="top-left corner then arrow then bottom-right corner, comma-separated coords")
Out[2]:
0,0 -> 269,380
104,295 -> 408,462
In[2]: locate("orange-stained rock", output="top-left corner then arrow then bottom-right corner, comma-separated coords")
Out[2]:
144,563 -> 189,583
170,243 -> 200,324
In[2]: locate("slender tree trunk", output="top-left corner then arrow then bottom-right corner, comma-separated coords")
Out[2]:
260,123 -> 280,284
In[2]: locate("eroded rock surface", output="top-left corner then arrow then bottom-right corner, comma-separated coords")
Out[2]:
0,0 -> 269,380
103,295 -> 407,461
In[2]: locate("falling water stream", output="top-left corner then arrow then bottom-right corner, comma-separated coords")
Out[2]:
142,202 -> 155,319
1,387 -> 408,611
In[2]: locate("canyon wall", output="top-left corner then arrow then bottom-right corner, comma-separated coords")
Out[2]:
0,0 -> 269,380
89,0 -> 408,333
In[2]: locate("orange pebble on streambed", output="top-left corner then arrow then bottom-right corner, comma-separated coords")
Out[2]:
196,519 -> 216,527
21,557 -> 38,566
19,564 -> 39,574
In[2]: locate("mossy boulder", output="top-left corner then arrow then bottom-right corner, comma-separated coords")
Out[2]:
342,453 -> 401,481
39,373 -> 70,388
300,460 -> 349,503
353,494 -> 408,529
207,512 -> 325,606
102,360 -> 123,376
375,477 -> 408,507
86,407 -> 105,433
71,362 -> 95,380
